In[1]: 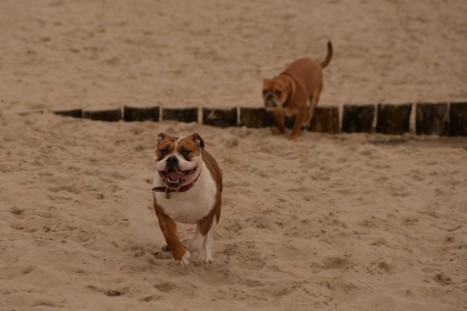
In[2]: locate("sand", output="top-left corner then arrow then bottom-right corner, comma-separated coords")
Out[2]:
1,0 -> 467,111
1,0 -> 467,310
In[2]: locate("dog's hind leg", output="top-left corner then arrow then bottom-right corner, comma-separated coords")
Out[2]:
303,84 -> 322,128
198,220 -> 216,264
185,212 -> 217,263
183,223 -> 204,253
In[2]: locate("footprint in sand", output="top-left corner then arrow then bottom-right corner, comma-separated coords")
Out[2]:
322,255 -> 352,270
87,285 -> 126,297
153,281 -> 177,293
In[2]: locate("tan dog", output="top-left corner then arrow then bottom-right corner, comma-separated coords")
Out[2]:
152,132 -> 222,266
262,41 -> 333,139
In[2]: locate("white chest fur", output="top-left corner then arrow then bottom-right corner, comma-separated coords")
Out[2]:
153,162 -> 217,224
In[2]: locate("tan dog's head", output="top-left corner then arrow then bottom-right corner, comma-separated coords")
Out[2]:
262,76 -> 291,109
155,132 -> 204,189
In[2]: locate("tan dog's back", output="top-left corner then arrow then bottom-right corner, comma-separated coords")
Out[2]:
282,58 -> 322,98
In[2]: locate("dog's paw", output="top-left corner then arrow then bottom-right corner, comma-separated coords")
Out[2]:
178,250 -> 191,267
197,251 -> 213,264
183,239 -> 200,253
274,128 -> 285,136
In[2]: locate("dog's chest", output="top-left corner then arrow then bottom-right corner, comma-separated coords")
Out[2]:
154,169 -> 217,224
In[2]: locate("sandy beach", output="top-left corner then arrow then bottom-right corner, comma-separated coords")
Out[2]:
1,1 -> 466,310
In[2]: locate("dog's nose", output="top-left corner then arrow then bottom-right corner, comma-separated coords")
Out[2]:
166,156 -> 178,167
167,156 -> 178,164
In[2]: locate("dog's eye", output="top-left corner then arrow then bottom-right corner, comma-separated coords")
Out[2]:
180,149 -> 191,159
274,90 -> 281,96
159,148 -> 169,156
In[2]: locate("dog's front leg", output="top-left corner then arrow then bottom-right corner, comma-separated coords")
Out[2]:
156,212 -> 191,266
289,108 -> 306,139
304,86 -> 322,128
272,110 -> 285,135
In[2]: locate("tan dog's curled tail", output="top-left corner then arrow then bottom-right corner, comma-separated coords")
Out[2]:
320,41 -> 333,69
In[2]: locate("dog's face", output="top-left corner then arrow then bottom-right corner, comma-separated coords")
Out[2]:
262,76 -> 290,109
155,132 -> 204,189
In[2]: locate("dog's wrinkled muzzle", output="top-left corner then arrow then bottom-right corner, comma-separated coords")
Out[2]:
159,168 -> 196,189
264,94 -> 276,108
159,155 -> 191,188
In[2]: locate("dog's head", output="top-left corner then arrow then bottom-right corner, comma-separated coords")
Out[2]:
155,132 -> 204,189
262,76 -> 291,109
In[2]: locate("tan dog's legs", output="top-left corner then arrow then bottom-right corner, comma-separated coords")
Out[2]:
289,108 -> 307,140
273,110 -> 285,135
303,83 -> 322,128
157,212 -> 191,266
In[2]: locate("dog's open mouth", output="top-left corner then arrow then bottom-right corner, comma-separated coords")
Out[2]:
159,168 -> 196,188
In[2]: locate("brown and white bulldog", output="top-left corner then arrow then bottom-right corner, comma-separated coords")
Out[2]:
152,132 -> 222,266
262,41 -> 333,139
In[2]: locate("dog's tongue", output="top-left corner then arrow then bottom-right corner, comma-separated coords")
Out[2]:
167,170 -> 184,182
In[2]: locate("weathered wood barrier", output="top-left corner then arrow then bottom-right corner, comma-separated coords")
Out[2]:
123,106 -> 159,122
39,102 -> 467,136
53,108 -> 82,119
82,108 -> 122,122
450,102 -> 467,136
342,104 -> 375,133
203,107 -> 237,128
239,107 -> 275,128
416,103 -> 449,136
376,103 -> 412,135
162,107 -> 198,123
309,107 -> 339,133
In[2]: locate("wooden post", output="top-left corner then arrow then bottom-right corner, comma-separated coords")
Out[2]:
376,103 -> 412,135
239,107 -> 275,128
123,106 -> 159,122
162,107 -> 198,123
202,107 -> 237,128
415,103 -> 449,136
449,102 -> 467,136
52,109 -> 82,119
342,104 -> 375,133
308,106 -> 340,133
82,108 -> 122,122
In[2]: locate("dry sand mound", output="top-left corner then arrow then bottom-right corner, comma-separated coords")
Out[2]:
1,114 -> 466,310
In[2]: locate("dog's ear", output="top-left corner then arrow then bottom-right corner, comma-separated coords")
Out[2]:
156,132 -> 167,145
191,133 -> 205,149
